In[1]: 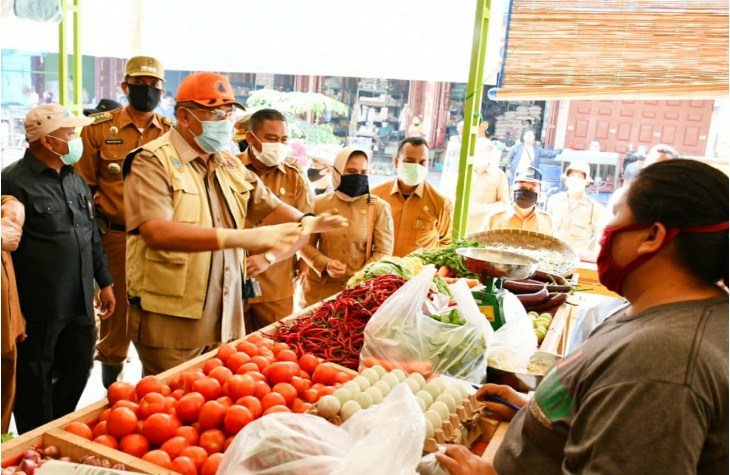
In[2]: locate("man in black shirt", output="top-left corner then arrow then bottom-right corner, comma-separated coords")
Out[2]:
1,104 -> 115,433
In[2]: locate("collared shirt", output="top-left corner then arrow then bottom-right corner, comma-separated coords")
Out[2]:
77,106 -> 172,226
124,129 -> 280,348
547,192 -> 604,251
1,150 -> 113,322
301,191 -> 394,304
371,178 -> 453,257
487,204 -> 553,235
238,148 -> 311,303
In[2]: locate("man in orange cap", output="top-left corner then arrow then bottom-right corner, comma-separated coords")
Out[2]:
2,104 -> 115,432
123,72 -> 347,375
76,55 -> 173,388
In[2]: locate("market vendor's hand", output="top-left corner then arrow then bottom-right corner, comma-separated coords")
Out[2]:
1,218 -> 22,251
246,253 -> 271,278
475,383 -> 529,421
435,444 -> 498,475
96,285 -> 116,320
325,259 -> 347,279
300,213 -> 348,234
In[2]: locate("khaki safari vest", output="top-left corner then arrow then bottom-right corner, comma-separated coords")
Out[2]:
123,135 -> 252,320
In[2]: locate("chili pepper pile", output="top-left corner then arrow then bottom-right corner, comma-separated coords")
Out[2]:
268,275 -> 407,370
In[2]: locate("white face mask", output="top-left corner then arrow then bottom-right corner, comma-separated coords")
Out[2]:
251,134 -> 287,167
565,176 -> 586,192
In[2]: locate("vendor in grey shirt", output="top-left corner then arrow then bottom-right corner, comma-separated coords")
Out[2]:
436,159 -> 728,475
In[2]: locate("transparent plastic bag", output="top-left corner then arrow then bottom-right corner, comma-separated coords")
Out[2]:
360,265 -> 490,383
217,383 -> 425,475
486,303 -> 538,373
416,449 -> 449,475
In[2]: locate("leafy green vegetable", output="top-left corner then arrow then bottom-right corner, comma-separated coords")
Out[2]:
1,432 -> 14,443
408,239 -> 483,279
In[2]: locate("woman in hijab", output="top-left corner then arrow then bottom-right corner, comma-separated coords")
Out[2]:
301,147 -> 394,305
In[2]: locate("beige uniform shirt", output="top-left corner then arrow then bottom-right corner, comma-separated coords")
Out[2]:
371,179 -> 453,257
77,107 -> 172,226
1,196 -> 24,354
124,129 -> 280,348
301,192 -> 394,304
238,149 -> 311,303
547,192 -> 604,251
487,205 -> 553,235
466,167 -> 510,235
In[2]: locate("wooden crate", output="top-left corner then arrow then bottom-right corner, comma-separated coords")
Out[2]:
1,428 -> 176,474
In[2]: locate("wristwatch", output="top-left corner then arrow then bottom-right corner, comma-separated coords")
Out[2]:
264,252 -> 277,265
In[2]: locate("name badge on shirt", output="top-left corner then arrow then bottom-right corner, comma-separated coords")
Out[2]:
105,139 -> 123,145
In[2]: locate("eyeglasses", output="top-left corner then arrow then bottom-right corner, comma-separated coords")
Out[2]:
187,107 -> 237,121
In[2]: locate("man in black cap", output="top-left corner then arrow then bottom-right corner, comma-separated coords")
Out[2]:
485,166 -> 552,234
76,55 -> 172,388
83,99 -> 122,117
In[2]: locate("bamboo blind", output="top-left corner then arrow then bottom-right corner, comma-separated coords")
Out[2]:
493,0 -> 729,100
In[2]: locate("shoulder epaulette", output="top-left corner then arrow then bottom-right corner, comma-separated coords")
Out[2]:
161,117 -> 173,126
90,111 -> 113,124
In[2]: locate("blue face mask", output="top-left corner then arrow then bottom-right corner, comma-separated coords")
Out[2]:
47,135 -> 84,165
187,109 -> 234,153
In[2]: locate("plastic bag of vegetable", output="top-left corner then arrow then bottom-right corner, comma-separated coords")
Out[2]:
216,383 -> 425,475
360,265 -> 490,383
486,304 -> 537,373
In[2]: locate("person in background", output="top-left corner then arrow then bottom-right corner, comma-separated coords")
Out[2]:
301,147 -> 394,305
237,108 -> 311,332
1,196 -> 25,434
233,112 -> 252,153
2,104 -> 115,433
466,141 -> 509,235
122,72 -> 346,375
620,144 -> 649,182
485,166 -> 551,234
306,147 -> 335,196
371,136 -> 453,257
588,139 -> 601,152
437,159 -> 728,475
407,116 -> 426,138
546,161 -> 604,252
76,55 -> 172,388
82,98 -> 122,117
506,129 -> 561,186
623,143 -> 677,182
155,91 -> 176,119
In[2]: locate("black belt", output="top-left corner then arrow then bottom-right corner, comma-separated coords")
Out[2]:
128,296 -> 141,307
107,221 -> 126,232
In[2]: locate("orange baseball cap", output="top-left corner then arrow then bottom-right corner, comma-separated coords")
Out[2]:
176,72 -> 245,110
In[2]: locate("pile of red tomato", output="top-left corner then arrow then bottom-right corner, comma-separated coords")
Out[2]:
63,334 -> 353,474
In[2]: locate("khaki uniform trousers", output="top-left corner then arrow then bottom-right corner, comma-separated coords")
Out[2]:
134,341 -> 219,377
244,298 -> 294,334
95,228 -> 129,365
1,346 -> 17,433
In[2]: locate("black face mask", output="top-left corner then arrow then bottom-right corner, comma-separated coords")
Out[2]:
126,83 -> 162,112
514,189 -> 538,209
307,167 -> 328,182
338,174 -> 369,198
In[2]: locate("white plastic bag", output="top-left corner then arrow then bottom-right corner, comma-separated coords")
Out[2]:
486,304 -> 538,373
217,384 -> 425,475
360,265 -> 490,383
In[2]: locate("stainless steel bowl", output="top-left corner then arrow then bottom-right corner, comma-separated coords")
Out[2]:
456,247 -> 539,280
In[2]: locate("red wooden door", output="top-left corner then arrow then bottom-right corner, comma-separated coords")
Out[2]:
564,100 -> 714,157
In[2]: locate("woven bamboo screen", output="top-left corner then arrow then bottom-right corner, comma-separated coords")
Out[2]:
492,0 -> 729,100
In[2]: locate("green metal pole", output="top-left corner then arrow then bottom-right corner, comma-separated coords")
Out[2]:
58,0 -> 82,114
452,0 -> 491,240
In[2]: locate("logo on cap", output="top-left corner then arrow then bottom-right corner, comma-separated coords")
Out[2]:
214,80 -> 228,96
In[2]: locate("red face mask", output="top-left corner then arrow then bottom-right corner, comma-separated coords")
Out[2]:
597,221 -> 729,296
